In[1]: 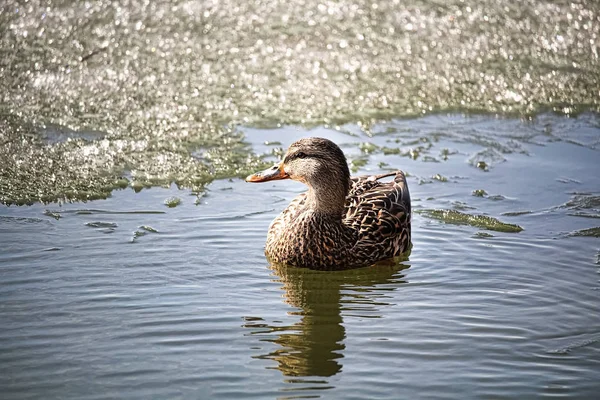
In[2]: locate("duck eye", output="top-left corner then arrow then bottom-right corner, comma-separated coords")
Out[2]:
295,152 -> 308,159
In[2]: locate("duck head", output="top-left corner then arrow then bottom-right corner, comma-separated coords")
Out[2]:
246,137 -> 351,215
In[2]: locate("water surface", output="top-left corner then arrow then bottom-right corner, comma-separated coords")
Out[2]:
1,114 -> 599,398
1,0 -> 600,397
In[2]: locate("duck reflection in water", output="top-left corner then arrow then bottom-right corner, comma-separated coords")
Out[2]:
243,260 -> 409,378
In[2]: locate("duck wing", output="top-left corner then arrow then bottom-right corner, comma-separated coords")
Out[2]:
344,171 -> 411,261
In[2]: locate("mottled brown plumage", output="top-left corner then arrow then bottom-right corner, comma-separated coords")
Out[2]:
246,137 -> 411,270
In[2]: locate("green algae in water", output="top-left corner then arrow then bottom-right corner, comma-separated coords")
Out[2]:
164,197 -> 182,208
350,158 -> 369,173
139,225 -> 159,233
562,195 -> 600,219
452,201 -> 476,211
1,0 -> 600,204
132,225 -> 159,242
43,210 -> 62,220
115,179 -> 129,189
472,189 -> 488,197
502,211 -> 533,217
473,232 -> 495,238
432,174 -> 448,182
359,142 -> 379,154
419,209 -> 524,233
476,161 -> 489,171
381,147 -> 402,155
568,212 -> 600,219
440,148 -> 457,161
565,194 -> 600,210
85,222 -> 118,228
422,156 -> 440,163
132,230 -> 147,241
570,227 -> 600,238
409,149 -> 421,160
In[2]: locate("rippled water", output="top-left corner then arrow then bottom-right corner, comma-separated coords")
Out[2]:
2,0 -> 600,397
2,114 -> 599,398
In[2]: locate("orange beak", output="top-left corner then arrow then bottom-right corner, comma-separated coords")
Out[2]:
245,162 -> 289,182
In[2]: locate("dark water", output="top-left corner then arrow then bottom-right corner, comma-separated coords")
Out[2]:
1,114 -> 599,399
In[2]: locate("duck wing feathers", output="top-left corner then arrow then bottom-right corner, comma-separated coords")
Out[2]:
344,171 -> 411,261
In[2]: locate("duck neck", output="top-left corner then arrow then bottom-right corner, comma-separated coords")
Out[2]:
305,179 -> 349,217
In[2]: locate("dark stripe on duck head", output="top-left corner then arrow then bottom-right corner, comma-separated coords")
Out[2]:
283,151 -> 324,163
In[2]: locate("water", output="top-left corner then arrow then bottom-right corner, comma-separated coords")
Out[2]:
2,0 -> 600,397
1,114 -> 599,399
1,0 -> 599,203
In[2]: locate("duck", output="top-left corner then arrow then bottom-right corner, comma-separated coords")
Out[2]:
246,137 -> 411,270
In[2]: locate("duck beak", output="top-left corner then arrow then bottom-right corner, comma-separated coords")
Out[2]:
245,162 -> 289,182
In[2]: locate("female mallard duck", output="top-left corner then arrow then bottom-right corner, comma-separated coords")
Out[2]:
246,137 -> 411,270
